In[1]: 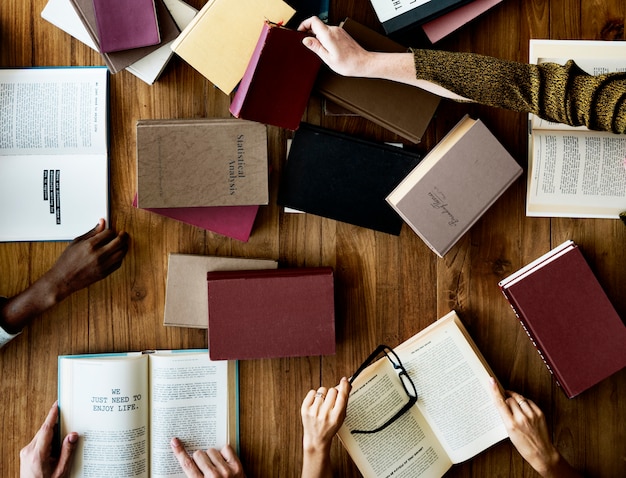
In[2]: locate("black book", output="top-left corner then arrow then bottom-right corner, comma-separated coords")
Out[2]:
277,123 -> 422,235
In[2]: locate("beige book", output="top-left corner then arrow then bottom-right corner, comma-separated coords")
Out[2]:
337,311 -> 507,478
527,39 -> 626,218
136,118 -> 269,208
170,0 -> 295,94
163,253 -> 278,328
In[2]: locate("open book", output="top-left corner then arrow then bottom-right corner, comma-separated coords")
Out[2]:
0,67 -> 109,241
58,350 -> 237,478
337,311 -> 507,478
527,40 -> 626,218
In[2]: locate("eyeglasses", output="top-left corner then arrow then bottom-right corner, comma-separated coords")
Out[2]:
348,345 -> 418,434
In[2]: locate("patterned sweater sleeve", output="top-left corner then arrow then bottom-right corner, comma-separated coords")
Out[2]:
412,48 -> 626,134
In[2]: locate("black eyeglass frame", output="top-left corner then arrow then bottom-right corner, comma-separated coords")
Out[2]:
348,344 -> 418,434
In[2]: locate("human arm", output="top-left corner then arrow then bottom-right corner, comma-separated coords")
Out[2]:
20,401 -> 78,478
489,378 -> 583,478
300,377 -> 351,478
170,439 -> 245,478
0,218 -> 129,338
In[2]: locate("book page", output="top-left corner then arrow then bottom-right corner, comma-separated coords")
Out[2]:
58,354 -> 150,478
395,313 -> 507,463
337,357 -> 453,478
527,130 -> 626,217
148,351 -> 234,478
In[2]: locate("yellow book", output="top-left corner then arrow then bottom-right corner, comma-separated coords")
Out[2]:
171,0 -> 295,94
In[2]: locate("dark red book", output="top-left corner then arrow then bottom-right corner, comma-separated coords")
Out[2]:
207,267 -> 335,360
229,22 -> 322,130
499,240 -> 626,398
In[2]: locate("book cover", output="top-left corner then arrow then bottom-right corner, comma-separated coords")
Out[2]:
527,40 -> 626,218
206,267 -> 335,360
498,241 -> 626,398
421,0 -> 503,43
58,350 -> 237,477
69,0 -> 180,74
136,118 -> 269,208
170,0 -> 295,94
337,311 -> 507,478
93,0 -> 161,53
229,22 -> 322,131
314,18 -> 440,143
0,67 -> 109,242
277,123 -> 422,235
285,0 -> 329,26
164,253 -> 278,329
386,115 -> 522,256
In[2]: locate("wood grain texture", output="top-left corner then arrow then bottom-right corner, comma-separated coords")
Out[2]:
1,0 -> 625,477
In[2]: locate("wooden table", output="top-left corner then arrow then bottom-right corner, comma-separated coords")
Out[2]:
1,1 -> 625,476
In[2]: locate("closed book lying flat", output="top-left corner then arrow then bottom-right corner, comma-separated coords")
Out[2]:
230,22 -> 321,130
316,18 -> 439,143
421,0 -> 503,43
278,123 -> 422,235
499,240 -> 626,398
386,115 -> 522,256
93,0 -> 161,53
136,118 -> 268,208
207,267 -> 335,360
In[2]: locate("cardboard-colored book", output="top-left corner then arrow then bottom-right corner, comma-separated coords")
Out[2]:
170,0 -> 295,94
93,0 -> 161,53
277,123 -> 422,235
164,253 -> 278,329
315,18 -> 440,143
337,311 -> 507,478
69,0 -> 180,74
421,0 -> 503,43
136,118 -> 269,208
206,267 -> 335,360
499,240 -> 626,398
386,115 -> 522,257
229,22 -> 322,130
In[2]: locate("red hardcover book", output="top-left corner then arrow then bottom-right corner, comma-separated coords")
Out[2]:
207,267 -> 335,360
499,240 -> 626,398
229,22 -> 322,130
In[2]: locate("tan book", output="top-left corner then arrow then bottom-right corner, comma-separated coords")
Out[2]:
386,115 -> 522,257
163,253 -> 278,328
136,118 -> 269,208
170,0 -> 295,94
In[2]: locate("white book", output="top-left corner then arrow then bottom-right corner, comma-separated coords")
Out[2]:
527,39 -> 626,218
0,67 -> 109,241
41,0 -> 197,85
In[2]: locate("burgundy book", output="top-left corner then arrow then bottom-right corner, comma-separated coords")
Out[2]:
229,22 -> 322,130
499,240 -> 626,398
93,0 -> 161,53
207,267 -> 335,360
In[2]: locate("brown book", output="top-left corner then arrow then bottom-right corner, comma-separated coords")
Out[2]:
163,253 -> 278,329
499,240 -> 626,398
315,18 -> 440,143
386,115 -> 522,257
136,118 -> 269,208
206,267 -> 335,360
69,0 -> 180,74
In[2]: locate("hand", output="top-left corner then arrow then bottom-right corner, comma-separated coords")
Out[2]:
20,402 -> 78,478
298,16 -> 373,77
489,379 -> 581,478
42,218 -> 129,302
170,438 -> 245,478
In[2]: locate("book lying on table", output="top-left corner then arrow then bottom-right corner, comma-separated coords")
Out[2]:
386,115 -> 522,257
163,253 -> 278,329
0,67 -> 109,242
337,310 -> 507,478
498,240 -> 626,398
58,349 -> 237,478
93,0 -> 161,53
527,39 -> 626,218
421,0 -> 503,43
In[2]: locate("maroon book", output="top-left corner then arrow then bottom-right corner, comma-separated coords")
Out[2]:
229,22 -> 322,130
207,267 -> 335,360
499,240 -> 626,398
